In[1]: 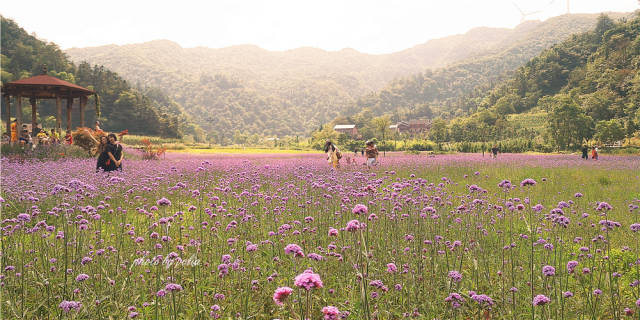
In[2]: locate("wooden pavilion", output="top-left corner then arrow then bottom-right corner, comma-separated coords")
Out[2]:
2,66 -> 95,139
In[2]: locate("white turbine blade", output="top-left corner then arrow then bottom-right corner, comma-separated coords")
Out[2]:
511,1 -> 525,15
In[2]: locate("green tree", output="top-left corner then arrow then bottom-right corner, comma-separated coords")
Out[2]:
626,118 -> 638,143
233,130 -> 248,145
311,125 -> 339,149
594,119 -> 625,144
429,118 -> 448,143
493,94 -> 520,115
582,90 -> 616,121
371,115 -> 391,155
547,94 -> 594,150
594,14 -> 615,43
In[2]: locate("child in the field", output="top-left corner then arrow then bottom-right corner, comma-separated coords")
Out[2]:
365,141 -> 379,167
324,140 -> 340,169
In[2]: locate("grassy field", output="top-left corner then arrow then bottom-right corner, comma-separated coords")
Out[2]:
2,153 -> 639,319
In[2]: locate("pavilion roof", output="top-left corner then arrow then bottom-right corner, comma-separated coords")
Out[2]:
2,74 -> 95,98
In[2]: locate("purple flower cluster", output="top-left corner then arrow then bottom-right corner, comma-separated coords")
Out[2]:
542,265 -> 555,277
272,286 -> 293,305
294,270 -> 323,291
470,293 -> 494,308
520,178 -> 537,187
59,300 -> 82,312
533,294 -> 550,306
448,270 -> 462,282
322,306 -> 340,320
284,244 -> 304,257
444,292 -> 465,309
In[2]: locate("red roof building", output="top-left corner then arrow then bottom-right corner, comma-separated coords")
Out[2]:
2,66 -> 96,138
394,119 -> 431,134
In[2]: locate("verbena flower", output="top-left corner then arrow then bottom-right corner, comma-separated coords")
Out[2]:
448,270 -> 462,282
444,292 -> 465,309
284,244 -> 304,257
542,265 -> 555,277
352,204 -> 368,215
345,219 -> 361,232
322,306 -> 340,320
156,197 -> 171,206
294,269 -> 323,291
533,294 -> 550,306
470,293 -> 494,308
520,178 -> 537,187
272,287 -> 293,305
75,273 -> 89,281
165,283 -> 183,292
59,300 -> 82,312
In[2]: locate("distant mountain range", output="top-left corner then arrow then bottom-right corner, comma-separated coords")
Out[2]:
65,12 -> 632,137
1,16 -> 196,138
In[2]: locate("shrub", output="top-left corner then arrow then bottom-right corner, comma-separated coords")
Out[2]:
140,139 -> 166,160
0,143 -> 91,161
71,128 -> 106,155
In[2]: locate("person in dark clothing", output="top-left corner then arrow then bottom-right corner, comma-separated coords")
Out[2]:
32,123 -> 41,138
106,133 -> 124,171
96,136 -> 110,172
581,145 -> 589,160
360,149 -> 364,157
491,145 -> 499,159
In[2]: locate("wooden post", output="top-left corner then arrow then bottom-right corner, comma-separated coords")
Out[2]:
79,96 -> 86,127
66,97 -> 73,131
16,95 -> 22,140
3,95 -> 10,135
56,95 -> 62,133
30,97 -> 37,133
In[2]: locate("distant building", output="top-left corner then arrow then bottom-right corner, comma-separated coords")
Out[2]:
333,124 -> 359,137
397,121 -> 410,132
393,119 -> 431,134
407,119 -> 431,133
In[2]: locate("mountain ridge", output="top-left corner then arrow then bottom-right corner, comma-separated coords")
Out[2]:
64,12 -> 633,137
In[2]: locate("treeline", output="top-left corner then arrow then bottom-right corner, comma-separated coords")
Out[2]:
0,16 -> 200,138
65,13 -> 622,138
335,13 -> 629,123
317,13 -> 640,152
438,14 -> 640,150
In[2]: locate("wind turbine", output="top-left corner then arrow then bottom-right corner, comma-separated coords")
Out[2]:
548,0 -> 570,14
512,2 -> 543,23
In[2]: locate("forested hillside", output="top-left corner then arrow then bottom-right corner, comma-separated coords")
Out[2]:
0,16 -> 200,138
65,13 -> 624,138
422,13 -> 640,150
336,13 -> 632,121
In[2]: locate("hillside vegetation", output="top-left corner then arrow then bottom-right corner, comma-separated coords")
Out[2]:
64,13 -> 626,138
1,16 -> 200,138
420,13 -> 640,151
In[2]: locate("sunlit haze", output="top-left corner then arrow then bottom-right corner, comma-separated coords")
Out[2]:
2,0 -> 639,53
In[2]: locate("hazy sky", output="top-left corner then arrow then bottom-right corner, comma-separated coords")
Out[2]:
2,0 -> 638,54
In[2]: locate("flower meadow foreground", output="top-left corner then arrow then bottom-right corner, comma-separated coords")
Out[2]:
1,153 -> 640,319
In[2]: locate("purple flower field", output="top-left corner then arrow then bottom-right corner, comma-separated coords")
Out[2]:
1,153 -> 639,319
